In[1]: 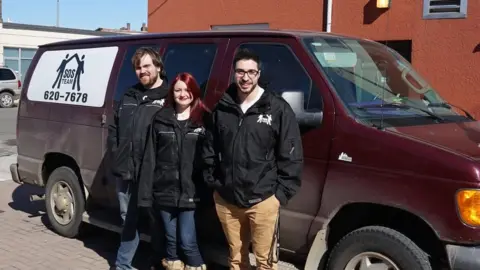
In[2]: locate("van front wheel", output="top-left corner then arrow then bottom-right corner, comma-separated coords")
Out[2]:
326,226 -> 432,270
45,166 -> 85,238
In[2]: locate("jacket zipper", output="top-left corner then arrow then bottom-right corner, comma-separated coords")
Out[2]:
230,115 -> 244,204
130,95 -> 141,178
176,133 -> 182,207
231,103 -> 258,203
175,119 -> 187,207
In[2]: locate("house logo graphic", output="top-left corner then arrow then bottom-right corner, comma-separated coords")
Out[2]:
257,114 -> 272,126
52,53 -> 85,91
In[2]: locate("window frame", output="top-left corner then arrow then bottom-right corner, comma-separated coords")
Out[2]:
230,41 -> 323,112
423,0 -> 468,19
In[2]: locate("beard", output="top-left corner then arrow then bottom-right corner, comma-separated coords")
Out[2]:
237,80 -> 257,96
140,72 -> 159,89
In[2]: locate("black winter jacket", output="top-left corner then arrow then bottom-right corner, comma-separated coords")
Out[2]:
202,85 -> 304,208
137,106 -> 209,209
107,82 -> 169,182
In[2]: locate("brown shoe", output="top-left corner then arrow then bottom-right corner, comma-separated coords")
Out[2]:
162,259 -> 185,270
184,264 -> 207,270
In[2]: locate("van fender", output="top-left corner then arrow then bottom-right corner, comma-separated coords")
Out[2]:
304,228 -> 328,270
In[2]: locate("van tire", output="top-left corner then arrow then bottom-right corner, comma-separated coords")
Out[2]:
0,92 -> 14,108
45,166 -> 85,238
326,226 -> 432,270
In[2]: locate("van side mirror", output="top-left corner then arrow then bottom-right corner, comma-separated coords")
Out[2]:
281,91 -> 323,127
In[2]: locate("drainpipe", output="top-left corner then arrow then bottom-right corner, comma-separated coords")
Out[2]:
56,0 -> 59,27
326,0 -> 333,32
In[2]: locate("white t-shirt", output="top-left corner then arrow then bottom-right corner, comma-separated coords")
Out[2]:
240,87 -> 264,113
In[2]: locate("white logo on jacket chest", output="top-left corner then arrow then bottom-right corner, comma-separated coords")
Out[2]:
192,127 -> 205,135
257,114 -> 272,126
151,98 -> 165,106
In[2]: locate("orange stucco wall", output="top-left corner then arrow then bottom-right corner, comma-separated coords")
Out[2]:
148,0 -> 480,116
148,0 -> 324,32
332,0 -> 480,116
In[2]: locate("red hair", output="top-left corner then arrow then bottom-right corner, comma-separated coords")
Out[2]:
167,72 -> 210,125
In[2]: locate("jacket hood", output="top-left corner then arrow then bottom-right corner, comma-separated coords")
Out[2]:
125,81 -> 169,102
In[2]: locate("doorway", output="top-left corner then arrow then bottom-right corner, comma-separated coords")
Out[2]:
377,40 -> 412,63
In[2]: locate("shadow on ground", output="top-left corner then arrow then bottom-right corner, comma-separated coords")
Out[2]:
8,184 -> 159,270
4,139 -> 16,146
7,184 -> 280,270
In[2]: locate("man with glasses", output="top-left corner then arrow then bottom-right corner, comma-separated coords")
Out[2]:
202,48 -> 304,270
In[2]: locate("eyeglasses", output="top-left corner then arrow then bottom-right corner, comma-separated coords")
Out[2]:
235,69 -> 259,77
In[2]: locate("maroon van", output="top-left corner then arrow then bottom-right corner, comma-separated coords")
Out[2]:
10,30 -> 480,270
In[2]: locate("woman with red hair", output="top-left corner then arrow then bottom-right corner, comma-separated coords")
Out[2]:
137,72 -> 210,270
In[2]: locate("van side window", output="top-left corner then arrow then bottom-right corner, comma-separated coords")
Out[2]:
114,45 -> 160,101
235,43 -> 323,112
162,43 -> 217,98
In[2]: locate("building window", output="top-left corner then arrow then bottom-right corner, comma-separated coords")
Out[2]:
3,47 -> 37,81
423,0 -> 468,19
211,23 -> 270,30
377,40 -> 412,63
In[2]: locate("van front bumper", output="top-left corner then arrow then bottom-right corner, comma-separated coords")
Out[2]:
446,244 -> 480,269
10,163 -> 22,184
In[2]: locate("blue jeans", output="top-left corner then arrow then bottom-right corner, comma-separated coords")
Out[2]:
158,207 -> 204,267
115,179 -> 140,270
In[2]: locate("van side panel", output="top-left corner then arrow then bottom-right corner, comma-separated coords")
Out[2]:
317,114 -> 480,244
17,45 -> 119,206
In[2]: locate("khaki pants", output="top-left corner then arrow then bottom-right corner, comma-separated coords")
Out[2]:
214,192 -> 280,270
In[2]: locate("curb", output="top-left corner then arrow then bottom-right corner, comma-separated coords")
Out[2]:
0,154 -> 16,182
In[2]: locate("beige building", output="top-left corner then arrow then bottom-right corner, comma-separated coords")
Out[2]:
0,22 -> 141,81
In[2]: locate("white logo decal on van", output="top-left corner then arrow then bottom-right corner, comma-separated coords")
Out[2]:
27,46 -> 118,107
52,53 -> 85,91
338,152 -> 352,162
257,114 -> 272,126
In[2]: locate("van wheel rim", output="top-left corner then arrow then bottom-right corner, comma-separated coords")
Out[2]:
1,94 -> 12,107
344,252 -> 400,270
50,181 -> 75,225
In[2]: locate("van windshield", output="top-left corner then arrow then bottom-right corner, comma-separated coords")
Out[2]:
302,36 -> 472,127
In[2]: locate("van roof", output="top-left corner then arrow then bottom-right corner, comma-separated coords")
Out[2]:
40,29 -> 356,48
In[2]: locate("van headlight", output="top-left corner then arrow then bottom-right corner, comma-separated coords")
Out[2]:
456,189 -> 480,226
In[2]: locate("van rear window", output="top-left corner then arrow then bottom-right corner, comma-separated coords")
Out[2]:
26,46 -> 119,107
0,68 -> 16,81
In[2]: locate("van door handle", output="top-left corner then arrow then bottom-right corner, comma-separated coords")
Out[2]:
101,114 -> 107,126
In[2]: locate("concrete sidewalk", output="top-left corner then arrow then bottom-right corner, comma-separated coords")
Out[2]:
0,153 -> 17,181
0,180 -> 154,270
0,180 -> 301,270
